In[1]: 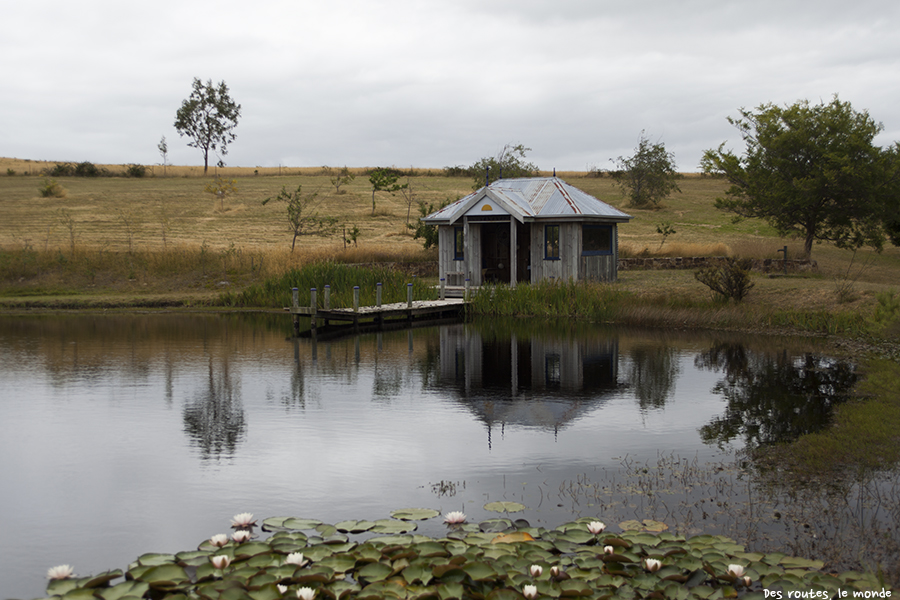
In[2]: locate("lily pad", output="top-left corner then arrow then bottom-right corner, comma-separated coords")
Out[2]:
391,507 -> 440,521
483,501 -> 525,513
335,520 -> 376,533
370,518 -> 417,534
262,516 -> 322,532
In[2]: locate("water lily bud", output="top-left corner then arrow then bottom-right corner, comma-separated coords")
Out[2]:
285,552 -> 308,567
277,584 -> 288,594
604,545 -> 615,555
530,564 -> 542,578
523,584 -> 538,599
296,587 -> 316,600
644,558 -> 662,573
727,564 -> 744,578
587,521 -> 606,535
232,530 -> 251,543
230,512 -> 256,528
210,555 -> 231,570
209,534 -> 228,547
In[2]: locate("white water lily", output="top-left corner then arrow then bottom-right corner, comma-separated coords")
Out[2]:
47,565 -> 74,580
644,558 -> 662,573
443,511 -> 467,524
587,521 -> 606,535
523,584 -> 538,599
232,530 -> 251,543
285,552 -> 309,567
230,512 -> 256,528
296,587 -> 316,600
603,545 -> 615,555
530,564 -> 542,578
210,555 -> 231,570
277,584 -> 288,594
209,533 -> 228,547
727,564 -> 745,578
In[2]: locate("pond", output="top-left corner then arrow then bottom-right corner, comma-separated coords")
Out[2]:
0,314 -> 864,598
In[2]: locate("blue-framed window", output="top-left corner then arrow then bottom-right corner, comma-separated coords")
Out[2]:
582,224 -> 613,255
453,226 -> 464,260
544,224 -> 560,260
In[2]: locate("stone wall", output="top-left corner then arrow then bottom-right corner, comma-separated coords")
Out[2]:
617,256 -> 817,273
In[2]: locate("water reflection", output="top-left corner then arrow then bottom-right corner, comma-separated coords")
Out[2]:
696,343 -> 858,448
0,314 -> 865,598
182,356 -> 246,459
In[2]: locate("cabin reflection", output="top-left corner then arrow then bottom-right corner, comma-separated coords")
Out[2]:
436,324 -> 621,434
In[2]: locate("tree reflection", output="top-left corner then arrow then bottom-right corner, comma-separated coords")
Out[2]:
624,345 -> 680,411
697,344 -> 858,448
182,356 -> 246,459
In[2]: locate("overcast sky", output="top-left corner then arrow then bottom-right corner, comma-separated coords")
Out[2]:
3,0 -> 900,172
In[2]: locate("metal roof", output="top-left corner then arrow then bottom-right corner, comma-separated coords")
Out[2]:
422,177 -> 633,224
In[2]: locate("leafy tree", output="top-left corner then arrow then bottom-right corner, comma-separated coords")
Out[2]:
158,136 -> 168,176
329,166 -> 355,194
468,143 -> 539,189
174,78 -> 241,174
409,198 -> 451,249
368,168 -> 407,216
262,185 -> 338,252
614,132 -> 680,208
205,176 -> 237,212
701,96 -> 900,258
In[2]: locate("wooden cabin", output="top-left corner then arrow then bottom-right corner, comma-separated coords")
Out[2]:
422,177 -> 633,287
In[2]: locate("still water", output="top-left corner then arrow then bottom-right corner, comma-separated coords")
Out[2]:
0,314 -> 855,598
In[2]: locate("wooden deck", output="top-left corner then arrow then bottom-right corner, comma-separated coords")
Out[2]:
287,298 -> 467,336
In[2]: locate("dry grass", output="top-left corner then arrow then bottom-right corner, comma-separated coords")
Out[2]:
1,160 -> 898,314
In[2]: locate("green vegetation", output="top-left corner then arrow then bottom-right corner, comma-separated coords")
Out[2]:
174,78 -> 241,174
42,512 -> 887,599
220,262 -> 435,309
614,132 -> 681,208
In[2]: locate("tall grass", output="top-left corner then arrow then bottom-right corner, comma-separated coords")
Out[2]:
220,261 -> 436,308
467,280 -> 624,321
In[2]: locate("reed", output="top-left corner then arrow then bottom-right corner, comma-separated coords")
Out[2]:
467,280 -> 623,321
220,260 -> 435,308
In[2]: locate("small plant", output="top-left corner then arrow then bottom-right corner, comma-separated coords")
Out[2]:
343,225 -> 360,248
205,176 -> 238,211
7,168 -> 16,176
39,179 -> 67,198
694,258 -> 755,302
330,166 -> 355,194
655,221 -> 676,249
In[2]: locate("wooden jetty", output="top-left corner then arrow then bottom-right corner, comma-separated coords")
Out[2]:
286,284 -> 467,337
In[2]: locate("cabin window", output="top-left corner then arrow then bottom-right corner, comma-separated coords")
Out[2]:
544,224 -> 560,260
582,225 -> 613,255
453,227 -> 464,260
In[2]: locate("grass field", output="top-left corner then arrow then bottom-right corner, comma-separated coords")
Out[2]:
1,157 -> 899,334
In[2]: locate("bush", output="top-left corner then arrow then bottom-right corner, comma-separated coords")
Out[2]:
47,163 -> 75,177
125,164 -> 146,178
74,161 -> 101,177
38,179 -> 67,198
694,258 -> 754,302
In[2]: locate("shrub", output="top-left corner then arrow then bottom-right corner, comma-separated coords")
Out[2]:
125,164 -> 146,178
47,163 -> 75,177
38,179 -> 67,198
74,161 -> 101,177
694,258 -> 754,302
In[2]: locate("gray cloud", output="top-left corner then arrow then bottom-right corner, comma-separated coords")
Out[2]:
2,0 -> 899,171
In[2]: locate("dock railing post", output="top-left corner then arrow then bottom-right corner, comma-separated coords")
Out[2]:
465,278 -> 470,301
324,285 -> 331,310
310,288 -> 317,331
291,287 -> 299,336
376,283 -> 382,307
407,282 -> 413,308
440,278 -> 445,301
353,286 -> 360,312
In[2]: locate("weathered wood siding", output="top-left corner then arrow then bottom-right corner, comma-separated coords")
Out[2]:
579,225 -> 618,282
530,222 -> 580,282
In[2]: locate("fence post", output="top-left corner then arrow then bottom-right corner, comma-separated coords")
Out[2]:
376,282 -> 382,307
353,286 -> 360,312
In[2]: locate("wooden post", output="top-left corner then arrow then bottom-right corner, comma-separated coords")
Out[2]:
353,286 -> 360,312
464,278 -> 470,301
310,288 -> 317,331
291,287 -> 299,336
323,284 -> 330,326
407,282 -> 413,308
376,282 -> 382,307
440,278 -> 445,300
